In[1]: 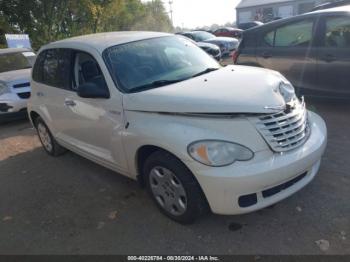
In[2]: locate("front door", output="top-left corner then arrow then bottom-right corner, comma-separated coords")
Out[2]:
57,50 -> 127,173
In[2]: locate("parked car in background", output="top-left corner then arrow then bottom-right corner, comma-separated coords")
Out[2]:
238,21 -> 264,30
235,6 -> 350,98
28,32 -> 326,224
197,42 -> 221,61
213,27 -> 243,39
177,31 -> 239,56
0,48 -> 36,120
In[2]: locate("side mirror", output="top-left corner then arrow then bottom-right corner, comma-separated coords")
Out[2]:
77,82 -> 110,99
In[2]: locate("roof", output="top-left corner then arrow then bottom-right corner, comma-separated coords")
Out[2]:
0,48 -> 32,54
236,0 -> 292,9
311,4 -> 350,13
44,31 -> 171,53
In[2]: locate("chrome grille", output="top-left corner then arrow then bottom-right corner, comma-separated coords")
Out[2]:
255,100 -> 310,152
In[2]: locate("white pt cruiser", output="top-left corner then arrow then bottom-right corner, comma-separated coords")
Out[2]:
28,32 -> 327,224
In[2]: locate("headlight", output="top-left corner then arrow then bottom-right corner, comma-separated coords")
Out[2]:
0,82 -> 10,96
188,140 -> 254,167
279,81 -> 296,103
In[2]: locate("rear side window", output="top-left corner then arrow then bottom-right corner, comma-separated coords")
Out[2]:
33,48 -> 72,90
274,20 -> 313,47
325,16 -> 350,48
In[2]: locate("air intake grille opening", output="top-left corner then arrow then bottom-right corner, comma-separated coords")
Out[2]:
255,100 -> 310,152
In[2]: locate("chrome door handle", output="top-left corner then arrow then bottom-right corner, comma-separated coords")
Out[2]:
64,100 -> 76,107
36,91 -> 44,97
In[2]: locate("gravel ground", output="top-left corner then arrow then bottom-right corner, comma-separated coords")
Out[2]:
0,99 -> 349,255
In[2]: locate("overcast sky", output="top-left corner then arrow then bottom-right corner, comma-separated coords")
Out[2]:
145,0 -> 241,28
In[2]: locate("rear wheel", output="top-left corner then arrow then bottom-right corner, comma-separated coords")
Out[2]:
35,117 -> 66,156
144,150 -> 208,224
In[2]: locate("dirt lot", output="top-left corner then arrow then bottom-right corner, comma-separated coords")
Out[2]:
0,99 -> 349,255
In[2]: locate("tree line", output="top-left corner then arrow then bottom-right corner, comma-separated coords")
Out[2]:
0,0 -> 173,49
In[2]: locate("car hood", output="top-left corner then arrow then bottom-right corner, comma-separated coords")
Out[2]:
0,68 -> 31,83
123,65 -> 287,114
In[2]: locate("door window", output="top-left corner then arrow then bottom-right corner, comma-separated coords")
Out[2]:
73,52 -> 108,92
325,16 -> 350,48
274,20 -> 313,47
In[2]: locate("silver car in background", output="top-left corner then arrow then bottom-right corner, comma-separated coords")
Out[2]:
0,48 -> 36,120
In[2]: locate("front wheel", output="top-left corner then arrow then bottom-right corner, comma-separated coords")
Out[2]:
144,150 -> 208,224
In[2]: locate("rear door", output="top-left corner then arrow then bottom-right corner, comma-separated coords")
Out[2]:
33,48 -> 74,134
256,17 -> 318,90
316,14 -> 350,97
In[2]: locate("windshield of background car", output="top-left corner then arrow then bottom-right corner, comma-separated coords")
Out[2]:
103,36 -> 220,93
0,52 -> 35,73
193,32 -> 215,41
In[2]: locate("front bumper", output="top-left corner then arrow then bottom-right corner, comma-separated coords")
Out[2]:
187,111 -> 327,215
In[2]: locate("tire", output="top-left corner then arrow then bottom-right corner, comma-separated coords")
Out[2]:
34,117 -> 66,156
143,150 -> 208,224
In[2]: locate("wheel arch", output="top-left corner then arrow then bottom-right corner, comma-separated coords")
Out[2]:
29,110 -> 41,126
135,144 -> 210,212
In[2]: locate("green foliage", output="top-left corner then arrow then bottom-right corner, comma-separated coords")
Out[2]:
0,0 -> 173,50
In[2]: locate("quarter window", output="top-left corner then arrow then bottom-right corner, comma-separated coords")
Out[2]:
32,51 -> 46,83
274,20 -> 313,47
325,16 -> 350,48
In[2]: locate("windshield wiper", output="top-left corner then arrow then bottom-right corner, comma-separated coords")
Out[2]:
129,79 -> 186,93
191,67 -> 219,78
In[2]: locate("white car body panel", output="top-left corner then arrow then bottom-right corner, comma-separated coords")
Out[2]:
28,32 -> 327,215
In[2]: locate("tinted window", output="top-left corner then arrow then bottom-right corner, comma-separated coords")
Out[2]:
274,20 -> 313,47
325,16 -> 350,48
38,49 -> 72,89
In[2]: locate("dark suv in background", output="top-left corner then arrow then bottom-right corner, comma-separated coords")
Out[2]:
235,6 -> 350,98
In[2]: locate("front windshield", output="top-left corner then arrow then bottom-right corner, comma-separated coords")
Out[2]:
192,32 -> 216,42
0,52 -> 35,73
103,36 -> 220,93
